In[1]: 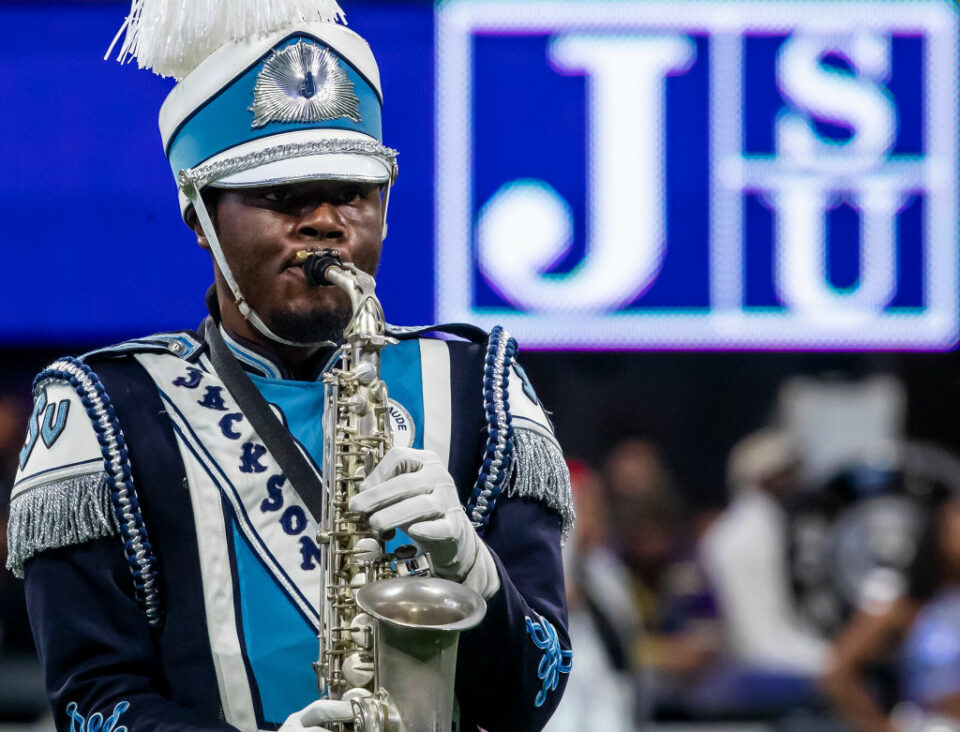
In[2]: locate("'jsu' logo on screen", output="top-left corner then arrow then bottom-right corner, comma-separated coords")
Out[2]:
436,0 -> 958,350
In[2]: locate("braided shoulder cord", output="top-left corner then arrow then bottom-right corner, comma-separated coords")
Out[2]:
34,358 -> 161,626
466,326 -> 518,533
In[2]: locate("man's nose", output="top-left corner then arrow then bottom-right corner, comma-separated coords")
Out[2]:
298,201 -> 344,240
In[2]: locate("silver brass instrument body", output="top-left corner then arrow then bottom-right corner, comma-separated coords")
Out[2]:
302,249 -> 486,732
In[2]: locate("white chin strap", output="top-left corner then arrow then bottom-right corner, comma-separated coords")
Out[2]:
182,177 -> 394,349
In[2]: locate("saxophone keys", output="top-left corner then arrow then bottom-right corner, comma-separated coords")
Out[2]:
343,688 -> 373,703
344,394 -> 368,415
342,651 -> 374,688
350,572 -> 370,601
353,362 -> 377,385
350,613 -> 374,649
352,538 -> 380,563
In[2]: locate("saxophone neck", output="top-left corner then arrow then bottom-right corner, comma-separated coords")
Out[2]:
296,248 -> 387,343
323,264 -> 390,347
323,265 -> 370,314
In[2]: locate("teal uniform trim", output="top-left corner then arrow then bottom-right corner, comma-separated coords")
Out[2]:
248,375 -> 326,461
378,340 -> 425,555
166,34 -> 383,177
224,332 -> 283,380
245,340 -> 426,463
82,333 -> 203,362
379,339 -> 424,450
232,521 -> 319,725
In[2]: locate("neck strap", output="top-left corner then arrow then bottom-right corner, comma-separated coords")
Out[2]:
204,320 -> 325,522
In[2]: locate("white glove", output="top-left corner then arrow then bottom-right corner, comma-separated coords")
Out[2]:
350,447 -> 500,599
279,700 -> 354,731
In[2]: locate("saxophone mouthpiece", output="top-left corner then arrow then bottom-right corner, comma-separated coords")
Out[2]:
298,248 -> 344,288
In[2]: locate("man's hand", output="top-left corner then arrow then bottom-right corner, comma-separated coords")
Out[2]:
280,700 -> 353,731
349,447 -> 500,599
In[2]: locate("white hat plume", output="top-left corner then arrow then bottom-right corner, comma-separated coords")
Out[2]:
106,0 -> 348,80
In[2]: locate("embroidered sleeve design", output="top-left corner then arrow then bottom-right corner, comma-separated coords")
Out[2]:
466,326 -> 517,532
525,614 -> 573,708
66,700 -> 129,732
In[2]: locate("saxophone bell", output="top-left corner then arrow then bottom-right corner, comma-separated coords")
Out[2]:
354,577 -> 486,732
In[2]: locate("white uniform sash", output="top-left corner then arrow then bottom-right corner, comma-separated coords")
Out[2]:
133,339 -> 453,731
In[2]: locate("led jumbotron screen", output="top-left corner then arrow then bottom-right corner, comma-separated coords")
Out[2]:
0,0 -> 957,351
436,0 -> 959,351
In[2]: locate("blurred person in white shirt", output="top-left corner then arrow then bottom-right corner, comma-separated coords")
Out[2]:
700,429 -> 830,675
547,460 -> 640,732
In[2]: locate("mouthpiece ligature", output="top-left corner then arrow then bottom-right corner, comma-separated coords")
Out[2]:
297,248 -> 344,287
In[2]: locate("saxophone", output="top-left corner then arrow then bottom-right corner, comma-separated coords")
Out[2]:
297,249 -> 486,732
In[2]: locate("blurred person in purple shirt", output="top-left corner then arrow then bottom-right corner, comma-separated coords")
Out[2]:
823,496 -> 960,732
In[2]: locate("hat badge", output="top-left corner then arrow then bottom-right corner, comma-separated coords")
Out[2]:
250,40 -> 362,129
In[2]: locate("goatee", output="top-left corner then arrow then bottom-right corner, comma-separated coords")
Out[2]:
267,307 -> 352,345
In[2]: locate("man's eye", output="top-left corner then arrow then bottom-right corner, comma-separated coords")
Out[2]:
263,189 -> 291,203
339,188 -> 363,204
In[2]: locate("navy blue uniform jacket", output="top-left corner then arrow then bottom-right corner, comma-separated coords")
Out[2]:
13,328 -> 571,732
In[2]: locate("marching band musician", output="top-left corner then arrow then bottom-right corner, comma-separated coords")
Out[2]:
7,2 -> 573,730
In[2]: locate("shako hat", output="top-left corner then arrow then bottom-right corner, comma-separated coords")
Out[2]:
108,0 -> 398,346
109,0 -> 398,213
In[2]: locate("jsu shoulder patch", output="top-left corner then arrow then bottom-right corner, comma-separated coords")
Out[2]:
14,380 -> 103,499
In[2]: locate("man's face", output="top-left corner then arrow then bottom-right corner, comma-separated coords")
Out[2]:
204,179 -> 384,343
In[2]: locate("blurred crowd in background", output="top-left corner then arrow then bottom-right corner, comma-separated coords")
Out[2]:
3,360 -> 960,731
547,370 -> 960,732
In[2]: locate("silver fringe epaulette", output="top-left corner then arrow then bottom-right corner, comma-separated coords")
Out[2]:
507,428 -> 575,543
6,473 -> 118,579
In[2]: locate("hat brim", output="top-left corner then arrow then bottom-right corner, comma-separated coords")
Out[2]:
177,129 -> 396,215
210,152 -> 392,188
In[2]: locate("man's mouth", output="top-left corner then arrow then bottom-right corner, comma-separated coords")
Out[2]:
283,254 -> 314,277
284,253 -> 306,270
285,248 -> 343,271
